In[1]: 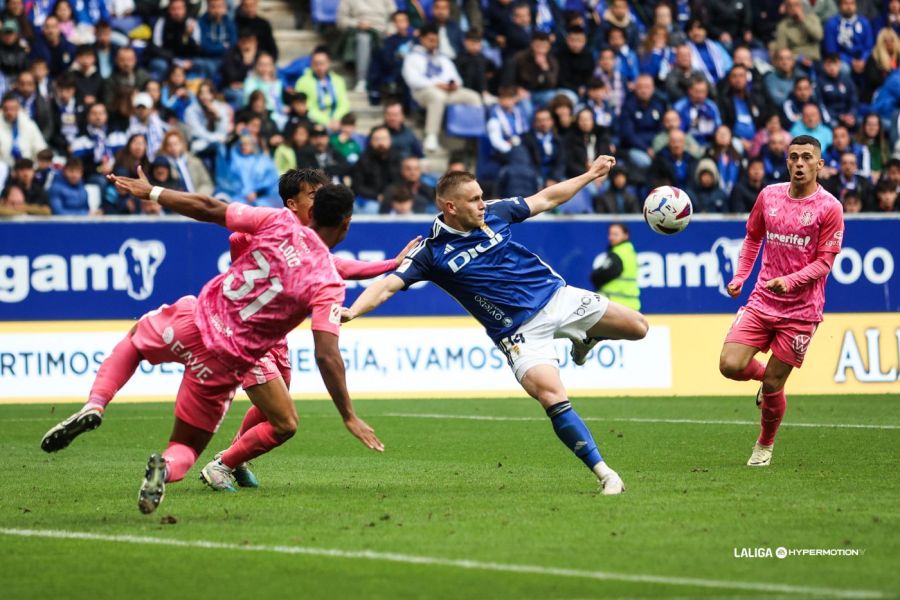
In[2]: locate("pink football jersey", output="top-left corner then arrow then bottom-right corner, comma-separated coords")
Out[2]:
197,204 -> 345,370
745,183 -> 844,322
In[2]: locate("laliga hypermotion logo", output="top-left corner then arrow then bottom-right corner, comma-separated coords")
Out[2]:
120,239 -> 165,300
711,237 -> 744,297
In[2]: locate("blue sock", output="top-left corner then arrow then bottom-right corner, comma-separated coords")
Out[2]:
546,401 -> 603,470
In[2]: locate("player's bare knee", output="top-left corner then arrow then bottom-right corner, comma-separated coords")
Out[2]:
630,314 -> 649,340
719,355 -> 739,378
761,374 -> 786,394
272,414 -> 298,440
538,387 -> 568,407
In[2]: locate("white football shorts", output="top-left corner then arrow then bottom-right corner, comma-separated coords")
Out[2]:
496,285 -> 609,382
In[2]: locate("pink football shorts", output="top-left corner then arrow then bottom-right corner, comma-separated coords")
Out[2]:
241,342 -> 291,390
724,305 -> 818,368
130,296 -> 240,433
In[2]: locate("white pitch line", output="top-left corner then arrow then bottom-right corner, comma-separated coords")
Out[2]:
0,528 -> 884,599
383,413 -> 900,431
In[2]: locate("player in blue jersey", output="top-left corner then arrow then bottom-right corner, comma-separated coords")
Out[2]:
341,156 -> 648,495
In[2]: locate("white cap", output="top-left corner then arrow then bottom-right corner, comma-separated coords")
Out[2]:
133,92 -> 153,109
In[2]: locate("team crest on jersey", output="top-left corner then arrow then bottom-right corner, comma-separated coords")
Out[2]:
792,334 -> 811,355
799,210 -> 814,226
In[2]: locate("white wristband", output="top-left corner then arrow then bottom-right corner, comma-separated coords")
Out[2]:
149,186 -> 164,203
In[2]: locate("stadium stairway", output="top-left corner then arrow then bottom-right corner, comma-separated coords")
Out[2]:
260,0 -> 453,175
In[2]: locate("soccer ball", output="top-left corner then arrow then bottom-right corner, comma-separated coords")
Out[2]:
643,186 -> 693,235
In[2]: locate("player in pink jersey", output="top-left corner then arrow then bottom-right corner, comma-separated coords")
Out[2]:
718,135 -> 845,467
206,169 -> 419,490
40,168 -> 383,514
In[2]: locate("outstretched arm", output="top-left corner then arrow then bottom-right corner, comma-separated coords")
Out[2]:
341,274 -> 406,322
334,236 -> 422,280
524,155 -> 616,216
312,329 -> 384,452
108,166 -> 228,226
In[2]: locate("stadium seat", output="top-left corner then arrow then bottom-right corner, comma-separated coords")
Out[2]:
446,104 -> 487,138
311,0 -> 339,24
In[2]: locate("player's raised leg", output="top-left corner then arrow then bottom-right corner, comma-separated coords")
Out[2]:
719,342 -> 767,384
571,301 -> 649,365
201,374 -> 297,492
41,327 -> 144,453
520,364 -> 624,495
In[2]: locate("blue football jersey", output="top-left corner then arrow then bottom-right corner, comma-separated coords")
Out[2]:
393,196 -> 565,342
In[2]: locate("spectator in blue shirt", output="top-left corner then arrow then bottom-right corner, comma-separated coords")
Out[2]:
607,26 -> 640,86
620,74 -> 665,171
822,0 -> 874,76
29,16 -> 75,78
873,0 -> 900,36
717,64 -> 770,154
759,131 -> 789,184
49,157 -> 89,215
486,85 -> 530,163
73,0 -> 110,28
781,76 -> 830,129
197,0 -> 237,83
818,53 -> 859,129
522,107 -> 566,185
650,128 -> 698,191
685,18 -> 732,84
673,76 -> 722,146
789,102 -> 833,149
763,47 -> 803,108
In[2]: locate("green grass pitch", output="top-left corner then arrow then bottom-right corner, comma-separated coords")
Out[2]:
1,395 -> 898,599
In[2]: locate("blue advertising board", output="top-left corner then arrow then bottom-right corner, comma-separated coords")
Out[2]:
0,215 -> 896,320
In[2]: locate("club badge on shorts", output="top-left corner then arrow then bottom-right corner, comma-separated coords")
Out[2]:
792,334 -> 811,355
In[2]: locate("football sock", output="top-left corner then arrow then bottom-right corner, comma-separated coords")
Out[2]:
758,389 -> 787,447
235,405 -> 267,441
162,442 -> 198,483
731,359 -> 766,382
220,421 -> 283,469
546,401 -> 603,470
86,335 -> 142,410
731,358 -> 766,381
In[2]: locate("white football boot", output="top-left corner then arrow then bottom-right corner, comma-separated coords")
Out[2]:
200,459 -> 237,492
593,462 -> 625,495
41,406 -> 103,453
747,442 -> 774,467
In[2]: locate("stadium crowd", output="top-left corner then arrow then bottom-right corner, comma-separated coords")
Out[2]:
0,0 -> 897,217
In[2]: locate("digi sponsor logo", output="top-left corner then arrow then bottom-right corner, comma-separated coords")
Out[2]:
448,231 -> 504,273
0,239 -> 165,303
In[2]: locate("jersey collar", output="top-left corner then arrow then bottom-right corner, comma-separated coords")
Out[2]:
433,214 -> 475,237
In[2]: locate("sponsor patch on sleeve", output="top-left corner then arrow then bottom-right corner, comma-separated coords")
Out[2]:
329,303 -> 342,325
